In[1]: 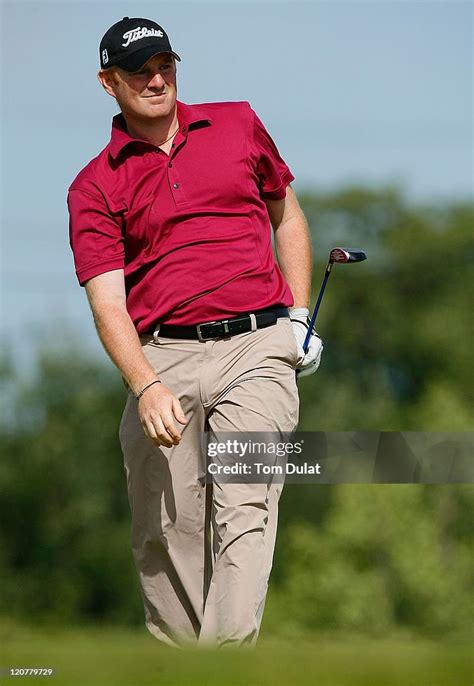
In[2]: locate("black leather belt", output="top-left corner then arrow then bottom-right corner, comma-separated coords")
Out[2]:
152,307 -> 289,341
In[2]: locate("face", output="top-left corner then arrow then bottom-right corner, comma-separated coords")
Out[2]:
98,53 -> 177,121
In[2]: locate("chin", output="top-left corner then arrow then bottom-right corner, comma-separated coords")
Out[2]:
147,97 -> 175,114
148,105 -> 174,120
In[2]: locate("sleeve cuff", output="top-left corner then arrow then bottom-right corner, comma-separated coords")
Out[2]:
260,169 -> 295,200
76,256 -> 125,286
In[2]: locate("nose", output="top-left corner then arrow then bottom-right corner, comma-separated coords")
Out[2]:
147,71 -> 165,89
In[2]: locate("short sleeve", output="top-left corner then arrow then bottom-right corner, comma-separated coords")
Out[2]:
249,109 -> 295,200
68,188 -> 124,286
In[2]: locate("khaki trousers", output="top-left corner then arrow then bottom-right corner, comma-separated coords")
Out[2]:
119,316 -> 300,647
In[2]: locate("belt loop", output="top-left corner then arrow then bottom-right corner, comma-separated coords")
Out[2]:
249,313 -> 257,332
153,324 -> 161,343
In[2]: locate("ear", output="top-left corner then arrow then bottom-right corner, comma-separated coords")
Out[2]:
97,69 -> 117,98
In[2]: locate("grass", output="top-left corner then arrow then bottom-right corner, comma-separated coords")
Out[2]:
0,619 -> 472,686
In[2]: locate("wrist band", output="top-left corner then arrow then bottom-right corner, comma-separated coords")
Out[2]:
290,315 -> 310,330
136,378 -> 162,400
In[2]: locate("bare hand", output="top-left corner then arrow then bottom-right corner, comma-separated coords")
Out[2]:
137,382 -> 187,447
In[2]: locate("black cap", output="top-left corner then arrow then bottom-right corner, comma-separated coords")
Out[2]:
99,17 -> 181,72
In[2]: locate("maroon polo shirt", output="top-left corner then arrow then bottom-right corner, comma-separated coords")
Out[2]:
68,100 -> 295,332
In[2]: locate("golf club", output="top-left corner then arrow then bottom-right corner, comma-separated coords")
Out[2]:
302,248 -> 367,353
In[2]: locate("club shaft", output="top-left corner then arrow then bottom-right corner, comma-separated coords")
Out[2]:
303,262 -> 333,353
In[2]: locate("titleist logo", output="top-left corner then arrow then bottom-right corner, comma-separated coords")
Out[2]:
122,27 -> 164,48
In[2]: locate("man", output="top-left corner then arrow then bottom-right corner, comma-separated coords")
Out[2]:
68,17 -> 322,647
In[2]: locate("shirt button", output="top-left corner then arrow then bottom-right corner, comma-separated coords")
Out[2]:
168,162 -> 173,168
181,126 -> 186,132
173,183 -> 180,189
171,143 -> 175,148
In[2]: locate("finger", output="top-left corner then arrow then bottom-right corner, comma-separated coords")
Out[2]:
309,338 -> 323,359
149,416 -> 174,448
161,412 -> 182,442
307,354 -> 321,372
141,417 -> 159,443
141,420 -> 152,441
172,397 -> 188,425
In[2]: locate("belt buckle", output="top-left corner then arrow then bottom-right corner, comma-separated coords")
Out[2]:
196,319 -> 230,342
196,320 -> 216,342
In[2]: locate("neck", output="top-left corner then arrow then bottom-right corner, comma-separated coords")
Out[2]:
123,106 -> 179,147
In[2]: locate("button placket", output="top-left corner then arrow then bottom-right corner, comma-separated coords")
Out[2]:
169,169 -> 185,200
167,129 -> 189,206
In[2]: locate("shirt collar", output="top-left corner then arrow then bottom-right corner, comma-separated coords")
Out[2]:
108,100 -> 212,160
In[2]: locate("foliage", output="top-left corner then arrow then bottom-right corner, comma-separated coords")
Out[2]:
269,485 -> 472,636
297,186 -> 473,431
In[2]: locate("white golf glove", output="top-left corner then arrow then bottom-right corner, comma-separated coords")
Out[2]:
289,307 -> 323,377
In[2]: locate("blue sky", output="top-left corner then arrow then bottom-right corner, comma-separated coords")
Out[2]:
1,1 -> 472,367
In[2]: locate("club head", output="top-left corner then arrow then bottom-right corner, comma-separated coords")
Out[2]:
329,248 -> 367,264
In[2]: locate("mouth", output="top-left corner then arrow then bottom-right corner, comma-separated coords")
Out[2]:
144,93 -> 166,98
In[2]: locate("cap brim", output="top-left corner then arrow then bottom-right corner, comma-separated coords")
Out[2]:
114,46 -> 181,72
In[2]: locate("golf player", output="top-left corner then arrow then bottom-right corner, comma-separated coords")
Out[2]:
68,17 -> 322,647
